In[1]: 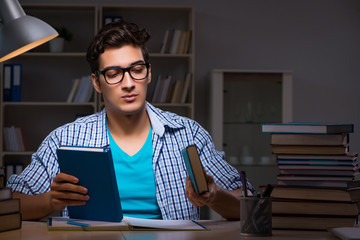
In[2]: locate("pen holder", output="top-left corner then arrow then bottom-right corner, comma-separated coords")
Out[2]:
240,196 -> 272,236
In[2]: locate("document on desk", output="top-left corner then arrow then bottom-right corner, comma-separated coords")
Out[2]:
328,227 -> 360,240
47,217 -> 209,231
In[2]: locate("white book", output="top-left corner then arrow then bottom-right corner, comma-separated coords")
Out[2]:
159,75 -> 172,103
74,76 -> 92,103
152,75 -> 163,103
67,78 -> 81,102
171,79 -> 185,103
169,30 -> 182,54
14,127 -> 25,152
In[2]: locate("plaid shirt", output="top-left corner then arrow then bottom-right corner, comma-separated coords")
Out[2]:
7,103 -> 253,220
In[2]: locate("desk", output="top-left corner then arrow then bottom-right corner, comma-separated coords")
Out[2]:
0,220 -> 338,240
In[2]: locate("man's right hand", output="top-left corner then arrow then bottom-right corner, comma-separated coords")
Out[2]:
50,172 -> 89,211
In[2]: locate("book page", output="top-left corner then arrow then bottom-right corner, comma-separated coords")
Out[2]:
123,216 -> 207,230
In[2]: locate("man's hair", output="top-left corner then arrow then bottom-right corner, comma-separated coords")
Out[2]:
86,20 -> 151,73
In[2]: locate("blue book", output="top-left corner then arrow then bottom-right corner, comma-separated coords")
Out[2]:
11,64 -> 22,102
57,146 -> 123,222
181,145 -> 208,195
261,122 -> 354,134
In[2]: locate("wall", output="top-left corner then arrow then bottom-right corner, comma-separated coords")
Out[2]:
20,0 -> 360,153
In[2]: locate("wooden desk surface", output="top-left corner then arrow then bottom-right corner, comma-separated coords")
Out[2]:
0,220 -> 339,240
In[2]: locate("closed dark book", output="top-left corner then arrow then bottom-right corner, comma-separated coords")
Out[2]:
272,199 -> 359,216
57,146 -> 123,222
262,122 -> 354,134
260,185 -> 360,202
0,199 -> 20,215
272,145 -> 349,155
0,212 -> 21,232
270,133 -> 349,146
272,214 -> 357,230
0,188 -> 12,201
181,145 -> 208,195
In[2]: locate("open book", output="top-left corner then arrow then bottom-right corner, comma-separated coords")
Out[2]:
47,216 -> 208,231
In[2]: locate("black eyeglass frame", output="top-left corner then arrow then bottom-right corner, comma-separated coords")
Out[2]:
95,62 -> 150,85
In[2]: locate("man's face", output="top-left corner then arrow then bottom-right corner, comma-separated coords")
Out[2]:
93,45 -> 151,116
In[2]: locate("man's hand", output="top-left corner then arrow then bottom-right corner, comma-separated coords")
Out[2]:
185,172 -> 218,207
50,172 -> 89,211
185,171 -> 242,220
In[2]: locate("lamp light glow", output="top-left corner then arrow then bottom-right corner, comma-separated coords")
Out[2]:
0,0 -> 58,62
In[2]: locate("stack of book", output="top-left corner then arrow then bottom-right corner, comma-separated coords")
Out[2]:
261,122 -> 359,230
0,188 -> 21,232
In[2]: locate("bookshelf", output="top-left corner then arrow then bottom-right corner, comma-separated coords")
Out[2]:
209,69 -> 293,191
0,4 -> 195,172
99,5 -> 195,117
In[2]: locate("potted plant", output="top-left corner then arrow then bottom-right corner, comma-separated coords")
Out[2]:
49,25 -> 73,52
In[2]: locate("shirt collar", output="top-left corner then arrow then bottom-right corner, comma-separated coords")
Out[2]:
101,102 -> 184,138
146,102 -> 184,137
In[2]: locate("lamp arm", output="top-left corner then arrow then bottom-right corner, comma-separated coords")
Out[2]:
0,0 -> 26,24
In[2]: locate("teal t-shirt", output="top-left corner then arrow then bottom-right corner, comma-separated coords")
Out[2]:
108,126 -> 162,219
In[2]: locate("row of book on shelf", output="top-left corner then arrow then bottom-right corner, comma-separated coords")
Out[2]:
67,75 -> 94,103
0,188 -> 21,232
2,63 -> 22,102
103,15 -> 192,55
3,126 -> 25,152
151,73 -> 191,104
160,29 -> 192,54
261,122 -> 359,230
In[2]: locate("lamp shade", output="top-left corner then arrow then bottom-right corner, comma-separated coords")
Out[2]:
0,0 -> 58,62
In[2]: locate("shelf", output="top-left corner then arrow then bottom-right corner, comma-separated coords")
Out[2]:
22,52 -> 87,57
0,4 -> 195,168
223,121 -> 279,125
209,69 -> 292,191
1,152 -> 34,156
2,102 -> 96,107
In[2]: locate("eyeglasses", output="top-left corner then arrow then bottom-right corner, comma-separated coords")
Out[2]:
95,62 -> 150,85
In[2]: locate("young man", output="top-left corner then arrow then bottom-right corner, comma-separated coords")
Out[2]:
7,21 -> 254,220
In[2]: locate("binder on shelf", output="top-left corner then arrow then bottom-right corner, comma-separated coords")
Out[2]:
3,64 -> 12,101
11,64 -> 22,102
2,64 -> 22,102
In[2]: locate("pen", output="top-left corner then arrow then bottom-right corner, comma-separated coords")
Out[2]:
261,184 -> 273,198
240,171 -> 248,197
67,221 -> 90,228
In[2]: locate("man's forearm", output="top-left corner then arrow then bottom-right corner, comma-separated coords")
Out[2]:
208,188 -> 242,220
12,192 -> 55,220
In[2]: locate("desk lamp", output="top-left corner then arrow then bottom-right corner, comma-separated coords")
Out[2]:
0,0 -> 58,62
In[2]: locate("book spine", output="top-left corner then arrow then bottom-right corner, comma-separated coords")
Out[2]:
11,64 -> 22,102
181,148 -> 199,194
